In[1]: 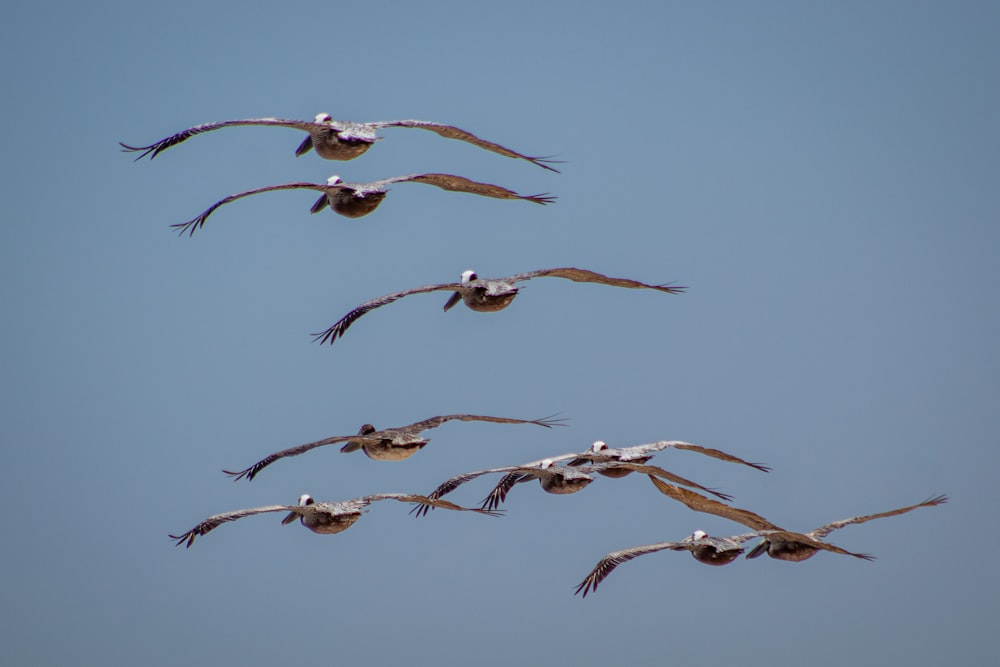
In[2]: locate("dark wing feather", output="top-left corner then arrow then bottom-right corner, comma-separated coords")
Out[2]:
505,267 -> 686,294
121,118 -> 322,160
168,504 -> 298,548
670,442 -> 772,472
171,182 -> 327,237
375,173 -> 554,205
808,495 -> 948,539
647,476 -> 781,531
575,541 -> 689,597
400,413 -> 567,434
600,462 -> 734,502
364,493 -> 504,517
480,473 -> 535,511
311,282 -> 461,345
410,466 -> 524,517
221,433 -> 373,482
371,120 -> 562,172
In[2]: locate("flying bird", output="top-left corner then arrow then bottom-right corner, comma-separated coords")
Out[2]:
120,113 -> 561,171
313,268 -> 686,346
574,530 -> 761,597
223,413 -> 565,482
410,458 -> 731,518
169,492 -> 501,548
648,476 -> 947,563
561,439 -> 771,478
171,173 -> 554,236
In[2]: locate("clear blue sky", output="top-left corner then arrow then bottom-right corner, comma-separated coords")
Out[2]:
2,1 -> 997,665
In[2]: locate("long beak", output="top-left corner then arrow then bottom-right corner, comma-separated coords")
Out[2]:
443,292 -> 462,312
281,511 -> 300,526
340,441 -> 363,453
295,136 -> 314,157
310,193 -> 329,214
745,539 -> 769,559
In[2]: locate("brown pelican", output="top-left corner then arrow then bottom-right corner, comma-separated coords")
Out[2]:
648,476 -> 948,562
563,440 -> 771,478
119,113 -> 561,171
222,413 -> 565,482
313,268 -> 686,345
171,173 -> 554,236
169,492 -> 501,548
574,530 -> 761,597
411,458 -> 732,518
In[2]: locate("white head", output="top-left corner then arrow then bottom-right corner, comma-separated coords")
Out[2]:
590,440 -> 608,452
314,113 -> 333,123
326,175 -> 343,186
691,530 -> 708,541
460,269 -> 478,284
539,458 -> 555,469
297,494 -> 314,506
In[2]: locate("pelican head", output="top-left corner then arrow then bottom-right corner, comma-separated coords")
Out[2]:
314,113 -> 333,124
358,423 -> 377,435
326,175 -> 343,186
298,494 -> 314,506
590,441 -> 608,452
539,458 -> 555,469
691,530 -> 708,541
460,269 -> 478,284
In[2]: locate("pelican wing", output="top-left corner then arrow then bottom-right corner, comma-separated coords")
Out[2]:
311,281 -> 461,345
595,462 -> 734,502
169,504 -> 299,548
222,433 -> 383,482
480,472 -> 536,511
400,413 -> 567,434
505,267 -> 686,294
171,182 -> 327,237
574,541 -> 692,597
121,118 -> 323,160
647,476 -> 781,531
369,120 -> 562,172
750,530 -> 875,561
366,173 -> 554,205
668,442 -> 772,472
807,495 -> 948,539
363,493 -> 504,517
410,465 -> 530,517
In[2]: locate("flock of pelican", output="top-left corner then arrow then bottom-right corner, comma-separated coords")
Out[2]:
126,111 -> 945,596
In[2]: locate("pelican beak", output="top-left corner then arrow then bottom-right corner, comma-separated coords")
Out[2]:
443,292 -> 462,312
310,194 -> 329,214
340,441 -> 363,453
281,511 -> 300,526
745,539 -> 769,559
295,136 -> 314,157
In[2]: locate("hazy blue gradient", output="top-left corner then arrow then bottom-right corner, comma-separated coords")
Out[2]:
2,1 -> 997,665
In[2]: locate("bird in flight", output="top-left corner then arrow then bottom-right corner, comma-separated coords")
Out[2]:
222,413 -> 565,482
647,476 -> 947,563
169,492 -> 501,548
171,173 -> 554,236
313,268 -> 686,346
120,113 -> 561,171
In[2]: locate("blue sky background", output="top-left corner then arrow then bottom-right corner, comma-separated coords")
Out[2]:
2,2 -> 997,664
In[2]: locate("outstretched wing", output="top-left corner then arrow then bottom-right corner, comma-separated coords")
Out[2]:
171,182 -> 327,237
647,476 -> 781,531
363,493 -> 504,517
222,433 -> 379,482
667,442 -> 771,473
120,118 -> 323,160
592,462 -> 734,502
370,173 -> 554,205
370,120 -> 562,172
311,281 -> 461,345
808,494 -> 948,539
401,413 -> 567,434
410,465 -> 527,517
575,541 -> 690,598
505,267 -> 686,294
168,504 -> 298,548
480,472 -> 536,512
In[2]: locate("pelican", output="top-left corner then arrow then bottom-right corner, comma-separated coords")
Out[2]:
171,173 -> 554,236
648,476 -> 948,562
313,268 -> 686,345
563,440 -> 771,478
169,492 -> 501,548
222,413 -> 565,482
410,458 -> 731,518
120,113 -> 561,171
574,530 -> 761,597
